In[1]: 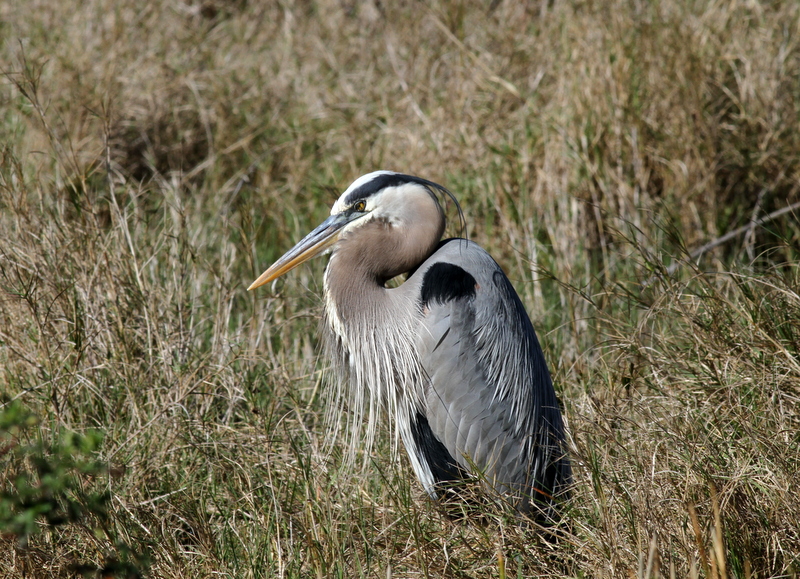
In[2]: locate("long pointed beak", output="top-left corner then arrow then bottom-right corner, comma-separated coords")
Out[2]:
248,213 -> 351,291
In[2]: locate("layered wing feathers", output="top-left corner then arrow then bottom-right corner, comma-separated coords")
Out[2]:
412,240 -> 569,508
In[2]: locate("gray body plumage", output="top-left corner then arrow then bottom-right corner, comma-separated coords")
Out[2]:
414,241 -> 570,509
249,171 -> 571,517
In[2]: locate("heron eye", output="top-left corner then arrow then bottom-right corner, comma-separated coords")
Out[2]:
354,201 -> 366,212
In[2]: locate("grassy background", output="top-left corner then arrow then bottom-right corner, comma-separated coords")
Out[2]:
1,0 -> 800,576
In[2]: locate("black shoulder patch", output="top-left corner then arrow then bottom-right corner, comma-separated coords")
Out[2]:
420,262 -> 477,307
410,412 -> 467,484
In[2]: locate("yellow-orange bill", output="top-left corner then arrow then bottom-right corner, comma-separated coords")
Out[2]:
247,213 -> 349,291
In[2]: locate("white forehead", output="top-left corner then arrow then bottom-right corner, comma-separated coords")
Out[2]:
331,171 -> 400,214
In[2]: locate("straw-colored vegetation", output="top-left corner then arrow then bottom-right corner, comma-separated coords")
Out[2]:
1,0 -> 799,576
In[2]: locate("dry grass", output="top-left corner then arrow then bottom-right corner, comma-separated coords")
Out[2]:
1,0 -> 799,577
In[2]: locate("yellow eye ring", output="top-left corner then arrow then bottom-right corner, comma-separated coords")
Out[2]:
354,201 -> 366,212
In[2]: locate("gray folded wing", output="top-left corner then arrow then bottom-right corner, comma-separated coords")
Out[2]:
413,239 -> 570,507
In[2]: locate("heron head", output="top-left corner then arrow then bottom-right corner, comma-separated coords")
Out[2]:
248,171 -> 455,291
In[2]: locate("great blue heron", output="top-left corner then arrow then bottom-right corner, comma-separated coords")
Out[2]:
249,171 -> 571,517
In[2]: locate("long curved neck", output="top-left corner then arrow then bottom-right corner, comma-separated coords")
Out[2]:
321,238 -> 420,456
324,250 -> 389,332
321,213 -> 443,393
320,202 -> 444,486
324,208 -> 443,309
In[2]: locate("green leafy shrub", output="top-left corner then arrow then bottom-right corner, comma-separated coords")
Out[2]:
0,400 -> 148,577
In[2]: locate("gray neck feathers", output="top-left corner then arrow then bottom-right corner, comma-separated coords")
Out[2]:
321,245 -> 426,467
